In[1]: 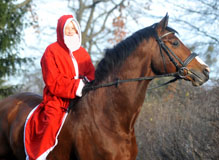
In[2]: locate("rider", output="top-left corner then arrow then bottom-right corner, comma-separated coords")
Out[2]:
24,15 -> 95,160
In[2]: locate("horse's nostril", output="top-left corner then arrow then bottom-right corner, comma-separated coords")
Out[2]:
203,68 -> 210,77
205,67 -> 210,72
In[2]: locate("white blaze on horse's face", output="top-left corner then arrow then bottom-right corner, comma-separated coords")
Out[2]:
195,56 -> 207,65
195,56 -> 210,72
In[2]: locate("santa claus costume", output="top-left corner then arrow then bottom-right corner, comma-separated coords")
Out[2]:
24,15 -> 95,160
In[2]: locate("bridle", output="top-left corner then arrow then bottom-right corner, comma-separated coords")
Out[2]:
83,31 -> 198,91
155,31 -> 198,79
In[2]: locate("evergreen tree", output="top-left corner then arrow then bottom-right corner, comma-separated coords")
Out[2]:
0,0 -> 32,98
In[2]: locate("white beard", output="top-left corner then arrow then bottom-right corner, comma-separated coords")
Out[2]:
64,34 -> 80,52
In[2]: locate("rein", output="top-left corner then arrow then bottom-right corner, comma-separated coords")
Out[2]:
86,72 -> 179,91
84,31 -> 198,91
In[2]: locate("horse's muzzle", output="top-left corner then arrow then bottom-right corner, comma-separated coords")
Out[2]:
187,67 -> 210,86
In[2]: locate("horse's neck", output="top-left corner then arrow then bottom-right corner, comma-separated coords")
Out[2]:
101,42 -> 154,134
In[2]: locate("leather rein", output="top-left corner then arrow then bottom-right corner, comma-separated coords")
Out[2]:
85,31 -> 198,91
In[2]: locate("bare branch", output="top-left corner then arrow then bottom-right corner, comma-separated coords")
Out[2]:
91,0 -> 126,38
175,19 -> 219,43
76,0 -> 86,24
15,0 -> 32,9
85,0 -> 110,9
82,0 -> 97,46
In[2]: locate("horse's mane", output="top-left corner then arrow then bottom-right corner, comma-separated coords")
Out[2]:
94,23 -> 177,84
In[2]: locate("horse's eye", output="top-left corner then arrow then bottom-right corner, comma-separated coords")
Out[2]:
172,40 -> 180,47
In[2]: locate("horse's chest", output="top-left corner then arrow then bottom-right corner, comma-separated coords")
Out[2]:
78,133 -> 137,160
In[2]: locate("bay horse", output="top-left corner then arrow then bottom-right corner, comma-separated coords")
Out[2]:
0,15 -> 209,160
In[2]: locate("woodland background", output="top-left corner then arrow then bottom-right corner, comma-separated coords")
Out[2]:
0,0 -> 218,159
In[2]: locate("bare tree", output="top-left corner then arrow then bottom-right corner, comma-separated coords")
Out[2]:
67,0 -> 152,59
67,0 -> 126,57
166,0 -> 218,68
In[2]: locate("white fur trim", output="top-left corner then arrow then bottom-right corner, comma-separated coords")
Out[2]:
72,19 -> 82,46
24,105 -> 39,160
76,79 -> 85,97
70,53 -> 79,79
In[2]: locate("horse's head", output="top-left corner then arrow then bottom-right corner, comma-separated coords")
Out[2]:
151,14 -> 210,86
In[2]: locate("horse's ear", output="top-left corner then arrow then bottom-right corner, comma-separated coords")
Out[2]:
156,13 -> 169,34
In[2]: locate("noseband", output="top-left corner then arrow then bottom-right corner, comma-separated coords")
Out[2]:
155,32 -> 198,78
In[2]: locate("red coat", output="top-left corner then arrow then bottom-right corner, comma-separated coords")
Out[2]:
41,15 -> 95,110
40,44 -> 95,109
24,15 -> 95,160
